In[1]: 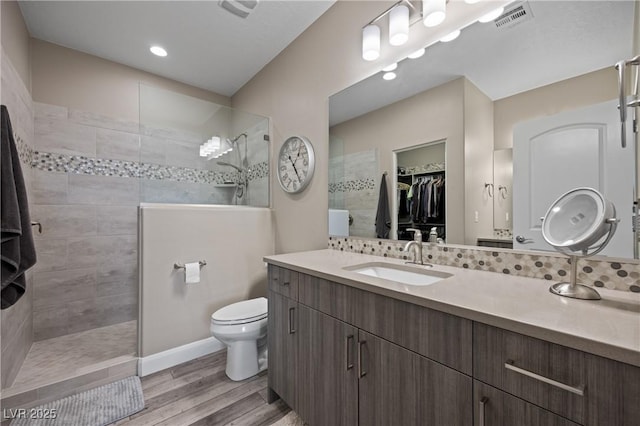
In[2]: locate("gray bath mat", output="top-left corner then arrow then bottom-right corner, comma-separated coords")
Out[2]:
11,376 -> 144,426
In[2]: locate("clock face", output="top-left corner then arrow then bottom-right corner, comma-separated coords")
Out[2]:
277,136 -> 315,193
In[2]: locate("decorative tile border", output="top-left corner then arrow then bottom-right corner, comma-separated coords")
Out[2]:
328,236 -> 640,293
15,134 -> 34,166
31,150 -> 268,185
329,178 -> 376,193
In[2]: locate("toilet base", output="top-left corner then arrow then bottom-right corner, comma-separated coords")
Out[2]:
225,341 -> 267,381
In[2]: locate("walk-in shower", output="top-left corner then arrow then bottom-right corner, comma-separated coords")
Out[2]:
0,81 -> 270,409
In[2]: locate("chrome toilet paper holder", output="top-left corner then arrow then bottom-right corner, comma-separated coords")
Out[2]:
174,260 -> 207,270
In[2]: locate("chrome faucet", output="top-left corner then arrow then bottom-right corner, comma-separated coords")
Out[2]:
403,228 -> 431,266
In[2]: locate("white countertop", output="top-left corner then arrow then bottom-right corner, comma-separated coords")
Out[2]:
265,249 -> 640,367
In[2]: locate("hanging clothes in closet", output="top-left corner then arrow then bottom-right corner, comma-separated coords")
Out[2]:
408,174 -> 445,223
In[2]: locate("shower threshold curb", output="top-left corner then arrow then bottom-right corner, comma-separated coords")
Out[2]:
1,356 -> 137,412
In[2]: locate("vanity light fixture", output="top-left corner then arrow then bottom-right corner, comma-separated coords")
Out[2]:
478,6 -> 505,23
362,24 -> 381,61
362,0 -> 421,61
440,29 -> 461,42
423,0 -> 446,27
383,72 -> 397,81
389,4 -> 410,46
149,45 -> 167,57
407,48 -> 426,59
382,63 -> 398,72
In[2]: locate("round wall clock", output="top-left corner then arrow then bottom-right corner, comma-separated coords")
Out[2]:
277,136 -> 315,193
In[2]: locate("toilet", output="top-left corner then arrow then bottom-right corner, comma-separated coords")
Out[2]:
210,297 -> 268,381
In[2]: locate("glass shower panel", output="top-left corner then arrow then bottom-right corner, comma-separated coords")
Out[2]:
138,84 -> 270,207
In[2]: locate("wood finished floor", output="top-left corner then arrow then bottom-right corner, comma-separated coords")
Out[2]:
114,351 -> 291,426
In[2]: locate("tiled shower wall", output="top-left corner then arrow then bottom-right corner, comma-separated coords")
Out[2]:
329,149 -> 378,238
1,49 -> 34,388
31,103 -> 140,341
30,101 -> 269,341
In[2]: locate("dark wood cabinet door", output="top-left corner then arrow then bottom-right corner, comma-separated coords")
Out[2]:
268,265 -> 299,299
297,305 -> 358,426
358,330 -> 472,426
267,291 -> 298,409
585,354 -> 640,426
474,381 -> 580,426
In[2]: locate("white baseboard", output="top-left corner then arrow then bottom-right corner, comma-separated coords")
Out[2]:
138,337 -> 225,377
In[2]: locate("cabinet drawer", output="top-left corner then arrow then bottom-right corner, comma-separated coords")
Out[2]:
268,265 -> 299,299
299,272 -> 472,374
474,323 -> 585,424
474,381 -> 580,426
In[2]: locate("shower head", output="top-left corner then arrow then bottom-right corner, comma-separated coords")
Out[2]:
217,161 -> 243,172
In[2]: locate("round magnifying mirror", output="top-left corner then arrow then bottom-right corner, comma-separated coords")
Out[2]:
541,187 -> 618,300
542,188 -> 615,254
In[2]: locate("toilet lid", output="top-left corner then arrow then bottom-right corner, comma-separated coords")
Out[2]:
211,297 -> 267,324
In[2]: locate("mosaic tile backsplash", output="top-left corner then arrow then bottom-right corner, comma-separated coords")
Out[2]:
328,236 -> 640,293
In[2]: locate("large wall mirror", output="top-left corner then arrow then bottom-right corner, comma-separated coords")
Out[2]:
328,0 -> 638,259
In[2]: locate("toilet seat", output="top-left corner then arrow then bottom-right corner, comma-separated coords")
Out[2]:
211,297 -> 267,325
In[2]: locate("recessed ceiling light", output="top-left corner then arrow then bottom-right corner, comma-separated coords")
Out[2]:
150,46 -> 168,57
383,72 -> 397,81
407,48 -> 426,59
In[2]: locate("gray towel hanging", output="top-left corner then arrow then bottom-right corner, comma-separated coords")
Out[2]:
1,105 -> 37,309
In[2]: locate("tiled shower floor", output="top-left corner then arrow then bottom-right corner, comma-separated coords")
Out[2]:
10,320 -> 137,390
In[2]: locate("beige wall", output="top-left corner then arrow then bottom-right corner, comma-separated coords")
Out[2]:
139,205 -> 274,356
330,78 -> 466,244
463,79 -> 494,244
31,39 -> 230,122
1,0 -> 31,91
493,67 -> 618,151
232,0 -> 509,253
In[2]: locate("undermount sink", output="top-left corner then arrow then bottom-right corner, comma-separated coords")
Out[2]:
343,262 -> 452,286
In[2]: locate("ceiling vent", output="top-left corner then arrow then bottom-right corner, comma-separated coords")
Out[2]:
494,2 -> 534,30
219,0 -> 259,19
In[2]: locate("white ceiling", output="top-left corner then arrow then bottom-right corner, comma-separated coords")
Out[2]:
19,0 -> 335,97
330,1 -> 635,126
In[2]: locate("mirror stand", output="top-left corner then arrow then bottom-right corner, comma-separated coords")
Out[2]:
549,255 -> 601,300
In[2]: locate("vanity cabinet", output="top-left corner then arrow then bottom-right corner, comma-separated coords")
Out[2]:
474,323 -> 640,426
268,265 -> 473,426
474,381 -> 580,426
359,330 -> 472,426
268,264 -> 640,426
267,290 -> 298,409
297,305 -> 358,425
